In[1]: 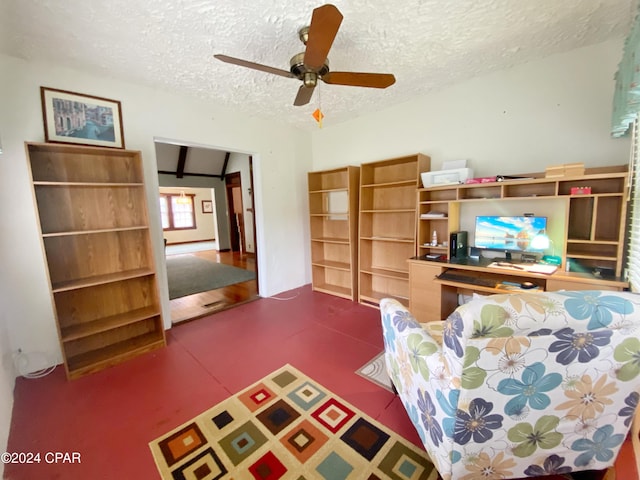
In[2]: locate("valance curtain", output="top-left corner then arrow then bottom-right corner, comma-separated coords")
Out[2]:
615,6 -> 640,291
612,5 -> 640,137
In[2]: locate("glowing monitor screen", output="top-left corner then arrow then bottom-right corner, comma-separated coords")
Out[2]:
474,216 -> 548,252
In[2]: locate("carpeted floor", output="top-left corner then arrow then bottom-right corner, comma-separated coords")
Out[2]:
149,364 -> 438,479
166,254 -> 256,300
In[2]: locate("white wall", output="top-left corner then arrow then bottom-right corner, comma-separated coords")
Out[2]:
0,53 -> 312,373
158,172 -> 231,250
311,40 -> 631,174
159,187 -> 218,246
0,311 -> 14,480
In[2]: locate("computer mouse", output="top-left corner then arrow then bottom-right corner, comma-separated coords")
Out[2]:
520,281 -> 536,289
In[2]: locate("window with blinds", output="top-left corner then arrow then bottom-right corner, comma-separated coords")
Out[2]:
627,120 -> 640,292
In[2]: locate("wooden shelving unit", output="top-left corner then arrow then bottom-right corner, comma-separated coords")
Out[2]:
308,166 -> 360,300
417,166 -> 629,277
358,154 -> 431,307
26,142 -> 166,379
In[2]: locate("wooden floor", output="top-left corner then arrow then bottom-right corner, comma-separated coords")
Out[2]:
168,249 -> 259,324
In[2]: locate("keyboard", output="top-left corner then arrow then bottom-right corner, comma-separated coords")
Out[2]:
436,271 -> 497,287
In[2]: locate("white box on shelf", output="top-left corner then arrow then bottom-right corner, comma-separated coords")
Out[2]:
421,168 -> 474,187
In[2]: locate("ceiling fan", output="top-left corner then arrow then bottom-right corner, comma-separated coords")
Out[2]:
214,4 -> 396,106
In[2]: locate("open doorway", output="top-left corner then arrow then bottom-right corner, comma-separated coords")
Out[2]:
155,140 -> 260,324
226,171 -> 245,253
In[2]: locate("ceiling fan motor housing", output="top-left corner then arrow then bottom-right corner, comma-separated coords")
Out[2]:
290,52 -> 329,87
214,5 -> 394,106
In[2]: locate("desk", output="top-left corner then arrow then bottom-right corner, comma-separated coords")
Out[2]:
408,256 -> 629,322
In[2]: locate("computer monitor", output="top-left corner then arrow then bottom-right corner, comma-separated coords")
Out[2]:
474,215 -> 548,254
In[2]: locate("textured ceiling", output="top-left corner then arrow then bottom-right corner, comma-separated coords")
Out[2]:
0,0 -> 636,130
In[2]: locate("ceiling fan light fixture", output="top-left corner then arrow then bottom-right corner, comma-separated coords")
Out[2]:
303,72 -> 318,88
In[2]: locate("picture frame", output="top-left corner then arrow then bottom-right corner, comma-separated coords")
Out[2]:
40,87 -> 125,149
202,200 -> 213,214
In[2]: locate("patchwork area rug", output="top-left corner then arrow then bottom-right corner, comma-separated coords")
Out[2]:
166,254 -> 256,300
149,364 -> 437,479
356,352 -> 394,393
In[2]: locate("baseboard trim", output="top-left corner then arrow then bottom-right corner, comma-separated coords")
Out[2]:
165,239 -> 215,246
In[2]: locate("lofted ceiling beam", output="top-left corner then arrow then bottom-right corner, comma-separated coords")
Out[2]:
157,147 -> 229,179
158,170 -> 224,179
176,146 -> 188,178
220,152 -> 230,179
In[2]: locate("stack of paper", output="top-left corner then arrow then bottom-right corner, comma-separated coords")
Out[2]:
525,264 -> 558,274
420,211 -> 447,219
488,262 -> 558,275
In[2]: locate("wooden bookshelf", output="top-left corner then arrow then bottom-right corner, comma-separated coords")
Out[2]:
308,166 -> 360,300
358,154 -> 431,308
26,142 -> 165,379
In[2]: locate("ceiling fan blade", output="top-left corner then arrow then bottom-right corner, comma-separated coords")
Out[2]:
303,4 -> 343,70
322,72 -> 396,88
214,54 -> 294,78
293,85 -> 315,106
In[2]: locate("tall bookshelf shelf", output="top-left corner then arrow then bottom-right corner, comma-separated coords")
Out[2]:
308,166 -> 360,300
26,142 -> 166,379
358,154 -> 431,307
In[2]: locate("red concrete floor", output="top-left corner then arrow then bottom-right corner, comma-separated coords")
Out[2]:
4,285 -> 638,479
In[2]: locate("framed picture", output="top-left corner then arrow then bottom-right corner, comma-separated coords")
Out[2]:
202,200 -> 213,214
40,87 -> 125,148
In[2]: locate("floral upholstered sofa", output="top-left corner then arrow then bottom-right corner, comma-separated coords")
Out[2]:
380,291 -> 640,480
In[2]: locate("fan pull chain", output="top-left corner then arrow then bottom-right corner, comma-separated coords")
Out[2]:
312,83 -> 324,128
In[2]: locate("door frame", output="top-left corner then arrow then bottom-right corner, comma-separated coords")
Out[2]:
225,171 -> 244,253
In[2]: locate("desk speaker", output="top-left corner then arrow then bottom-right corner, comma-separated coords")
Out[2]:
450,231 -> 468,259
